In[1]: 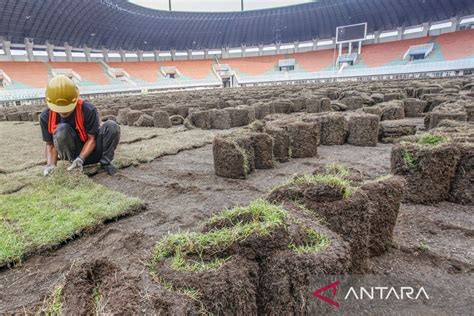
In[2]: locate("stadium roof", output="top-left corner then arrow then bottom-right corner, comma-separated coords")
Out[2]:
0,0 -> 472,51
130,0 -> 315,12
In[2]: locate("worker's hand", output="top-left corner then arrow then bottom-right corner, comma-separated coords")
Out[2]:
43,165 -> 56,177
67,157 -> 84,172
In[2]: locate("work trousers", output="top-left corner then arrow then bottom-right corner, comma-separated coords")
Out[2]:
53,120 -> 120,166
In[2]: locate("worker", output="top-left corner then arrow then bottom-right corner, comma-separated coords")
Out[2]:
40,75 -> 120,176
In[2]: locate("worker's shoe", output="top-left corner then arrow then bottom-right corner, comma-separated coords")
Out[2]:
101,163 -> 118,176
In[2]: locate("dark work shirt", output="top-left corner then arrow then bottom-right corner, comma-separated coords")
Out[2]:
40,100 -> 100,143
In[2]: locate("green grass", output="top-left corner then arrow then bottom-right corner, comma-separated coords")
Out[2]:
170,253 -> 232,272
43,286 -> 63,315
418,241 -> 430,252
208,199 -> 288,227
280,174 -> 354,199
288,227 -> 330,253
416,133 -> 449,146
151,200 -> 288,272
0,168 -> 142,266
402,151 -> 418,170
324,162 -> 351,178
361,174 -> 393,185
150,271 -> 202,301
235,143 -> 251,176
92,287 -> 102,315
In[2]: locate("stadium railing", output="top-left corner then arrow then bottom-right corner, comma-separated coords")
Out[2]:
0,78 -> 222,102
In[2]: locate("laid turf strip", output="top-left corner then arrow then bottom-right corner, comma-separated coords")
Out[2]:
0,169 -> 142,266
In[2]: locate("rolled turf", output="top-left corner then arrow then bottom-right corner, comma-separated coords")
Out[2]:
0,168 -> 142,267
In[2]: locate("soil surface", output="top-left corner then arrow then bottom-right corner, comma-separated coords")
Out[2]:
0,142 -> 472,312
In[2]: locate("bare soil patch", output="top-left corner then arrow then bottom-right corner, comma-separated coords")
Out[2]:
0,143 -> 472,313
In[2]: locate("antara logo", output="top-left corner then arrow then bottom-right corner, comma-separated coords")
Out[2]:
344,286 -> 430,300
314,280 -> 430,308
313,280 -> 341,308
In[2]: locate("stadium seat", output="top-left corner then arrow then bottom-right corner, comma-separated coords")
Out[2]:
48,62 -> 112,85
295,49 -> 337,72
436,29 -> 474,60
108,62 -> 160,82
160,60 -> 214,80
226,55 -> 282,76
109,60 -> 214,81
0,62 -> 49,89
359,37 -> 433,67
225,49 -> 337,76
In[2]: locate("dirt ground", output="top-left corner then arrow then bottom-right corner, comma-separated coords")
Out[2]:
0,121 -> 227,194
0,141 -> 472,312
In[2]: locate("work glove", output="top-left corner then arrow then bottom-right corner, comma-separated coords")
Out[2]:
43,165 -> 56,177
67,157 -> 84,172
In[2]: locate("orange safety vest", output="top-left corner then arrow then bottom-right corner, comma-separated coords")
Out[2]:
48,98 -> 88,142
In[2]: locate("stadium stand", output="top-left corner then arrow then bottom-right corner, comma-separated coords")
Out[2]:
108,60 -> 215,81
48,62 -> 112,85
160,60 -> 215,80
1,29 -> 473,88
0,62 -> 49,89
226,56 -> 282,76
358,37 -> 434,68
436,29 -> 474,60
225,49 -> 338,77
0,0 -> 473,103
294,50 -> 337,72
108,62 -> 160,83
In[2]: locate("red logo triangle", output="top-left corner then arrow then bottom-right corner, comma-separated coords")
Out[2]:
313,280 -> 340,308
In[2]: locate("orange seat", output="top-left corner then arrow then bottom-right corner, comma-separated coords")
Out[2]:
294,49 -> 336,72
1,30 -> 472,88
161,60 -> 214,79
226,55 -> 281,76
436,29 -> 474,60
0,62 -> 49,88
49,62 -> 111,84
109,60 -> 214,81
225,50 -> 335,75
108,61 -> 160,82
360,37 -> 433,67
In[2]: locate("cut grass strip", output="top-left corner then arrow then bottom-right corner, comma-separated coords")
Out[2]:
402,150 -> 418,170
151,272 -> 202,301
325,162 -> 351,178
0,166 -> 43,195
171,253 -> 232,272
416,133 -> 449,146
41,286 -> 63,315
273,174 -> 355,199
0,168 -> 142,266
288,227 -> 330,253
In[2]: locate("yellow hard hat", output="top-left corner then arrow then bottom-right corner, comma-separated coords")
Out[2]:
45,75 -> 79,113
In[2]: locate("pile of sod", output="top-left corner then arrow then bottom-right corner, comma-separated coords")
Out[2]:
147,200 -> 332,315
150,200 -> 329,273
0,169 -> 142,266
151,200 -> 287,272
269,166 -> 356,200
